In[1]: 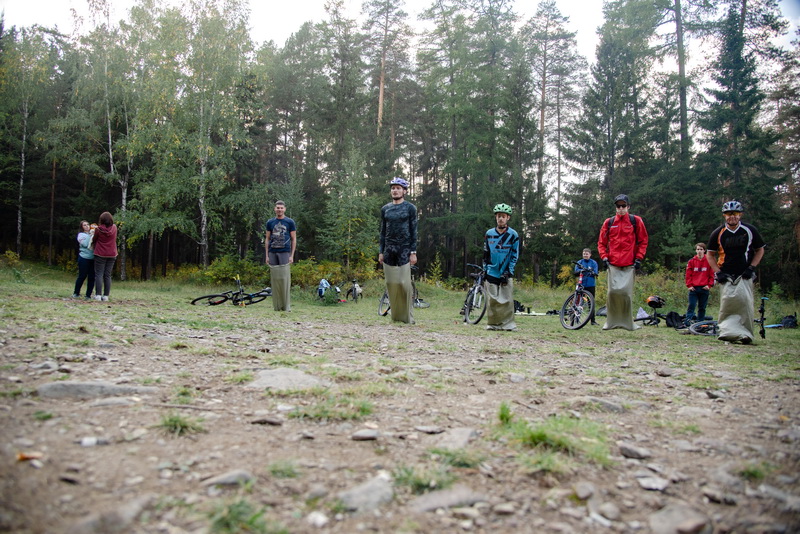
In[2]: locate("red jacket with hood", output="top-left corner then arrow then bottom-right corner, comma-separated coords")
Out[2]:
93,224 -> 118,258
597,214 -> 648,267
685,255 -> 714,288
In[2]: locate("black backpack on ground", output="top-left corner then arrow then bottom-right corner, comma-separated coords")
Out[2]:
665,311 -> 685,328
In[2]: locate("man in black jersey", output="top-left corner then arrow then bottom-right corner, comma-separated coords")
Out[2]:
379,177 -> 418,323
707,200 -> 765,343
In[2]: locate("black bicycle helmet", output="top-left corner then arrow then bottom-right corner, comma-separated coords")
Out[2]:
646,295 -> 666,309
614,194 -> 630,206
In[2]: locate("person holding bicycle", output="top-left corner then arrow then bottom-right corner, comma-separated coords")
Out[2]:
684,242 -> 715,326
483,203 -> 520,331
379,177 -> 418,324
597,194 -> 649,331
574,248 -> 599,326
706,201 -> 765,344
265,200 -> 296,312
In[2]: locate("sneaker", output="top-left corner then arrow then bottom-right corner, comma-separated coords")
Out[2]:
102,296 -> 109,301
85,296 -> 93,300
71,294 -> 80,299
94,295 -> 102,301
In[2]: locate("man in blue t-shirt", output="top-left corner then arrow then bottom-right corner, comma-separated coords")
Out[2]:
574,248 -> 599,325
265,200 -> 297,266
265,200 -> 297,311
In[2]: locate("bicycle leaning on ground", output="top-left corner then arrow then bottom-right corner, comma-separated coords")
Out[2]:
634,295 -> 670,326
191,274 -> 271,306
689,295 -> 768,339
460,263 -> 487,325
378,265 -> 429,316
559,261 -> 596,330
345,279 -> 363,302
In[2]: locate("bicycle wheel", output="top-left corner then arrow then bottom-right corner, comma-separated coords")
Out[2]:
464,285 -> 487,325
688,320 -> 718,336
346,288 -> 360,302
191,294 -> 229,306
378,291 -> 390,316
560,290 -> 594,330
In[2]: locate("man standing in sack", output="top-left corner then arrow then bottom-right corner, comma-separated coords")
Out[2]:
597,194 -> 649,330
706,201 -> 765,344
483,203 -> 520,331
379,177 -> 418,324
265,200 -> 296,311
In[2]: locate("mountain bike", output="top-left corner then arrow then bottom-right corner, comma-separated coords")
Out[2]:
460,263 -> 487,325
378,265 -> 429,316
559,262 -> 596,330
191,275 -> 271,306
345,279 -> 363,302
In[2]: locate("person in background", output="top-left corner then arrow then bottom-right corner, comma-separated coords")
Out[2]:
706,201 -> 765,344
684,242 -> 714,325
379,177 -> 418,324
597,194 -> 649,330
265,200 -> 297,312
92,212 -> 118,302
483,203 -> 520,331
574,248 -> 599,325
72,220 -> 95,299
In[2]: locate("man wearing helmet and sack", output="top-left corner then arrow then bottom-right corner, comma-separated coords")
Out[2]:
706,200 -> 765,344
483,203 -> 520,331
379,177 -> 418,324
597,194 -> 649,330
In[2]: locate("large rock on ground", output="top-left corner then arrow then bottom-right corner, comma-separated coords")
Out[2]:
37,381 -> 158,399
246,368 -> 331,392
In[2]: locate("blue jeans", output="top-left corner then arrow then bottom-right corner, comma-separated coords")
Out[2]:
74,256 -> 95,297
94,256 -> 116,297
686,287 -> 710,322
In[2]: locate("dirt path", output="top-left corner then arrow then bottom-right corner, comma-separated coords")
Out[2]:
1,295 -> 799,533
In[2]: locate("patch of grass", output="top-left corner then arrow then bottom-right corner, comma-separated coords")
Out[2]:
325,368 -> 363,382
170,342 -> 190,350
0,388 -> 31,398
429,448 -> 485,468
139,377 -> 162,385
647,415 -> 702,435
225,371 -> 254,385
393,465 -> 456,494
684,376 -> 720,389
498,401 -> 513,426
289,395 -> 373,421
173,386 -> 195,404
33,410 -> 53,421
738,461 -> 774,482
496,413 -> 612,468
267,460 -> 300,479
517,451 -> 573,475
339,382 -> 397,398
265,355 -> 302,367
208,498 -> 286,534
156,413 -> 205,437
264,386 -> 329,398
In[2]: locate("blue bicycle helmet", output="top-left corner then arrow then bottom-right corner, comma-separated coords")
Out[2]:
389,177 -> 409,189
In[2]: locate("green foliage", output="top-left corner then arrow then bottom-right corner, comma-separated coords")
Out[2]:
498,401 -> 513,426
290,258 -> 345,289
429,448 -> 485,469
193,256 -> 270,286
660,211 -> 694,269
208,499 -> 285,534
267,460 -> 300,479
288,394 -> 373,421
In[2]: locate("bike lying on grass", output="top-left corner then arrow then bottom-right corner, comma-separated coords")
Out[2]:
560,262 -> 596,330
634,295 -> 670,326
378,265 -> 429,316
191,275 -> 271,306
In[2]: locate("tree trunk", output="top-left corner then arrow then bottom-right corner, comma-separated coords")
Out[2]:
16,104 -> 28,257
674,0 -> 690,161
48,159 -> 56,266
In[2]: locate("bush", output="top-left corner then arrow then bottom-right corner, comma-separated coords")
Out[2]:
190,255 -> 270,286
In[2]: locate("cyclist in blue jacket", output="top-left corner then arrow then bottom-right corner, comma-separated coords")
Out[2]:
574,248 -> 599,325
483,203 -> 520,331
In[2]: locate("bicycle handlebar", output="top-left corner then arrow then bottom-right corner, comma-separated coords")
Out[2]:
573,261 -> 597,277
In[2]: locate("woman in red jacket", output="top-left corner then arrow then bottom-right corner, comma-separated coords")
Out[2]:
92,212 -> 118,301
685,242 -> 714,324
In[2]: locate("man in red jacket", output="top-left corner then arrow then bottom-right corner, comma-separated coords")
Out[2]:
597,194 -> 649,330
684,242 -> 714,325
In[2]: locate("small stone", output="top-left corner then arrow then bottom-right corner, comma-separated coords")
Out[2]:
637,476 -> 669,491
201,469 -> 255,487
306,511 -> 329,527
250,416 -> 284,426
619,441 -> 652,459
452,507 -> 480,519
598,502 -> 620,520
351,429 -> 380,441
415,425 -> 444,434
493,502 -> 516,515
508,373 -> 525,383
573,481 -> 596,500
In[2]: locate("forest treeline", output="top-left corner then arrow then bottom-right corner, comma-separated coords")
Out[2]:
0,0 -> 798,295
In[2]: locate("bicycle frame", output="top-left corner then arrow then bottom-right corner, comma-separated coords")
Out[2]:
462,263 -> 487,324
559,262 -> 596,330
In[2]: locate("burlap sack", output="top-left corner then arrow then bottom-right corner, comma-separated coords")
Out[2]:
270,263 -> 291,311
383,263 -> 414,324
484,279 -> 516,331
717,278 -> 754,343
603,265 -> 639,331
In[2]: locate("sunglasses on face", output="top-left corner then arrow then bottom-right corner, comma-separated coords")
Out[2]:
723,211 -> 742,216
615,204 -> 628,208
